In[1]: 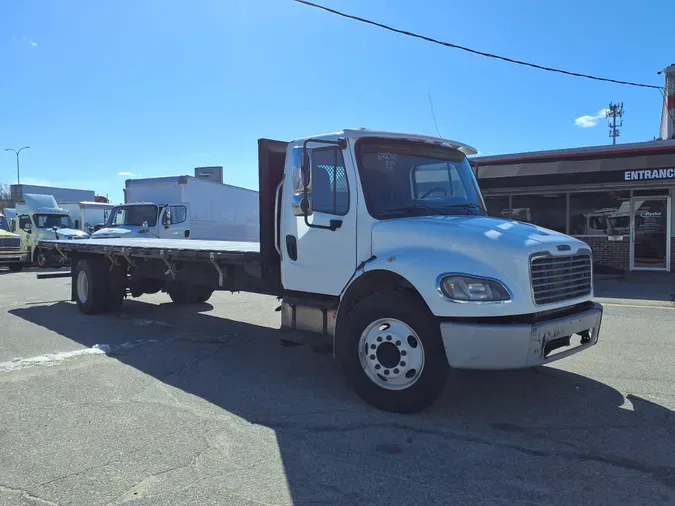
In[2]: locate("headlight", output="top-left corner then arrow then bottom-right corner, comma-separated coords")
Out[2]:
438,274 -> 510,302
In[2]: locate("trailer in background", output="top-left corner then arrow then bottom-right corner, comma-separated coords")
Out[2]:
92,171 -> 259,242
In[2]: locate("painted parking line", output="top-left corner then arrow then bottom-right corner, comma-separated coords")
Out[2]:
601,302 -> 675,310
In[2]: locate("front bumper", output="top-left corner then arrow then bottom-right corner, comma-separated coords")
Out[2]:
440,302 -> 603,369
0,253 -> 23,264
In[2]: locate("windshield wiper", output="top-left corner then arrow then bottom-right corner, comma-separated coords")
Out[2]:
378,205 -> 446,217
442,203 -> 489,216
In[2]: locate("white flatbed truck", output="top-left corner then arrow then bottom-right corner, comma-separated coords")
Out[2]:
38,129 -> 603,413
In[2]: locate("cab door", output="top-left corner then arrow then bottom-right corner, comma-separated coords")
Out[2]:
280,139 -> 358,295
159,204 -> 191,239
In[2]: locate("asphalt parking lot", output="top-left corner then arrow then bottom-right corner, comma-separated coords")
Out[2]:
1,269 -> 674,505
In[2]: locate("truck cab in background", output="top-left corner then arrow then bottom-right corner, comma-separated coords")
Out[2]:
15,194 -> 89,268
92,203 -> 191,240
0,213 -> 24,271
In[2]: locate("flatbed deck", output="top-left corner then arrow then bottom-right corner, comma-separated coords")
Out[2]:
38,238 -> 261,262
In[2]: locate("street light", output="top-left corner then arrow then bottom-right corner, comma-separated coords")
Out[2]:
4,146 -> 30,185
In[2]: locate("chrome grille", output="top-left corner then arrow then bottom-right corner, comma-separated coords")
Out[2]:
531,254 -> 592,305
0,237 -> 21,250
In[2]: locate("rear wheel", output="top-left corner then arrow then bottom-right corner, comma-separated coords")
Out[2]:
8,263 -> 23,272
336,292 -> 449,413
74,258 -> 109,314
167,283 -> 199,304
196,288 -> 214,303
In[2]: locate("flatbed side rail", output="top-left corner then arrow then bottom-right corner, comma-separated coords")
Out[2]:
37,240 -> 260,264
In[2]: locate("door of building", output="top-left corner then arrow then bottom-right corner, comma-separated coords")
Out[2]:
630,196 -> 671,271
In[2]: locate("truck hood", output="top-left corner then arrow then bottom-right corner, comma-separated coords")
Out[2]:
36,228 -> 89,240
370,215 -> 592,317
371,214 -> 590,282
91,226 -> 155,239
372,215 -> 587,253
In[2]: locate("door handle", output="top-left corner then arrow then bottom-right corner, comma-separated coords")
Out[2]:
285,235 -> 298,261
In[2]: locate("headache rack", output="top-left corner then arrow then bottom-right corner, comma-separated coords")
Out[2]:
530,253 -> 592,305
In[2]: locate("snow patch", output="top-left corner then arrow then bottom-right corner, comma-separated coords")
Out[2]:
0,339 -> 160,373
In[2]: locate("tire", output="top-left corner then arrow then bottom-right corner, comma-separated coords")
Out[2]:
196,287 -> 214,303
74,258 -> 109,314
104,265 -> 127,312
167,283 -> 200,304
336,292 -> 449,413
8,264 -> 23,272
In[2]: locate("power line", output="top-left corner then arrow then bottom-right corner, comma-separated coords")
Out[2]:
295,0 -> 663,90
427,93 -> 442,137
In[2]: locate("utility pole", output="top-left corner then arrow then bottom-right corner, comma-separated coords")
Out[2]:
4,146 -> 30,184
605,103 -> 624,145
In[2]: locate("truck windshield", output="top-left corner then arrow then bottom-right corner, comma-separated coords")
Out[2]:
34,214 -> 74,229
356,139 -> 486,219
107,205 -> 158,227
0,216 -> 8,231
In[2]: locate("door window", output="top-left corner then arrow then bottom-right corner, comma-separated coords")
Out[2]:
311,148 -> 349,216
165,205 -> 187,225
18,215 -> 32,231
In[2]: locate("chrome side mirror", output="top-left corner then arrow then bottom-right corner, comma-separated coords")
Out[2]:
292,194 -> 313,217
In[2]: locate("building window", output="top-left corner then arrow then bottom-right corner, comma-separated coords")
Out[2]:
569,191 -> 630,236
511,194 -> 567,233
485,196 -> 511,219
312,148 -> 349,216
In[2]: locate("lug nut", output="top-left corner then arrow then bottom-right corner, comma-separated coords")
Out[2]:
371,344 -> 376,350
394,368 -> 399,374
401,350 -> 407,356
384,370 -> 390,375
375,364 -> 381,370
369,354 -> 375,360
395,340 -> 401,346
377,336 -> 383,342
400,361 -> 406,367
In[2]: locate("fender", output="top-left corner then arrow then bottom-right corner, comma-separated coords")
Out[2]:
348,247 -> 528,318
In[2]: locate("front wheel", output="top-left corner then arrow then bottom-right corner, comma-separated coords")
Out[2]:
336,292 -> 449,413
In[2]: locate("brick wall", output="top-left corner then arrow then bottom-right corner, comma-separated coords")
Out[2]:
575,235 -> 675,272
574,236 -> 630,272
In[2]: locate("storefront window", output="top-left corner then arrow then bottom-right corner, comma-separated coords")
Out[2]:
485,196 -> 511,220
511,194 -> 567,233
569,191 -> 630,236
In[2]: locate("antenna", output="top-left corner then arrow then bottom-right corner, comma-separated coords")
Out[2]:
428,93 -> 442,138
605,102 -> 624,145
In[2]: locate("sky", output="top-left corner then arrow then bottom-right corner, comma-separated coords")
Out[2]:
1,0 -> 672,205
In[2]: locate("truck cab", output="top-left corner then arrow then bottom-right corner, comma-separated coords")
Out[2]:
16,194 -> 89,267
0,213 -> 24,271
91,203 -> 190,240
269,129 -> 600,410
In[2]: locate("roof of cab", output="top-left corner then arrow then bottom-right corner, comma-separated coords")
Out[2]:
292,128 -> 478,156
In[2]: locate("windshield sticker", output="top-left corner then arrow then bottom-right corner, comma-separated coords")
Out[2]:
378,152 -> 398,172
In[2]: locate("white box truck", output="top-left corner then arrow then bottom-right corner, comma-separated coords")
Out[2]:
91,174 -> 259,242
58,202 -> 115,233
39,129 -> 603,413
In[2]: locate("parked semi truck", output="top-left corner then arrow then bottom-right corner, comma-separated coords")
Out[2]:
16,194 -> 89,268
91,173 -> 259,242
38,129 -> 603,413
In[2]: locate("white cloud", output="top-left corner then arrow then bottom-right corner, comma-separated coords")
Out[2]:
574,109 -> 609,128
29,40 -> 38,47
117,171 -> 137,177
